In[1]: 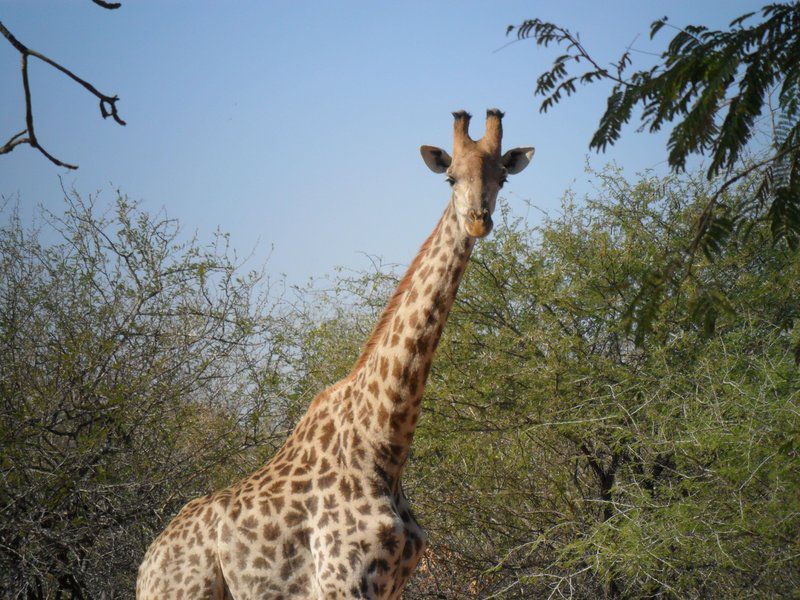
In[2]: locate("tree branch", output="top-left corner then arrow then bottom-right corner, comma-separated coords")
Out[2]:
512,19 -> 633,88
0,19 -> 125,170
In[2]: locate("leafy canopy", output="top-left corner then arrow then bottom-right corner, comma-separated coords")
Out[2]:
510,3 -> 800,339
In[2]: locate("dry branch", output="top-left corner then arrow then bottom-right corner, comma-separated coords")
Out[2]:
0,16 -> 124,169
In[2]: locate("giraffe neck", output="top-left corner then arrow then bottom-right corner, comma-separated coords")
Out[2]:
347,199 -> 474,479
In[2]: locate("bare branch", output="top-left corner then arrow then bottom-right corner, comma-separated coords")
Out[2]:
0,19 -> 124,169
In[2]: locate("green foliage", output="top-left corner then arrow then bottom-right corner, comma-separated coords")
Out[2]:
510,3 -> 800,338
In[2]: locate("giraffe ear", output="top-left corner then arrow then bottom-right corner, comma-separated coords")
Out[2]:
502,147 -> 535,174
420,145 -> 452,174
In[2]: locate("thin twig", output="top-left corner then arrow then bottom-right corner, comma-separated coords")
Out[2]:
565,31 -> 631,88
0,130 -> 29,155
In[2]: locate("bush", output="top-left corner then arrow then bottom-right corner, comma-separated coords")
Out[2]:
0,192 -> 294,598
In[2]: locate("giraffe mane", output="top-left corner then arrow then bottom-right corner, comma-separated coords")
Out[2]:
350,212 -> 445,373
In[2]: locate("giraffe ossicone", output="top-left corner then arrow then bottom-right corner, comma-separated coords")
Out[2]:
137,109 -> 534,599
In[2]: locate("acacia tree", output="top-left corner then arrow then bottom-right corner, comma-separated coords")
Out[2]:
0,1 -> 125,169
510,2 -> 800,340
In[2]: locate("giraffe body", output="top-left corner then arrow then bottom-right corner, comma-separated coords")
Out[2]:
137,109 -> 534,599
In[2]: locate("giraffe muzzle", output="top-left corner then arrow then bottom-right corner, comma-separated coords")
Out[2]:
466,208 -> 493,238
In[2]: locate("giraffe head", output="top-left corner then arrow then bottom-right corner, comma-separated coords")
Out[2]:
420,109 -> 534,238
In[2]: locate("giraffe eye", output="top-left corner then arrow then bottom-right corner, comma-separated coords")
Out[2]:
499,176 -> 508,188
446,176 -> 456,187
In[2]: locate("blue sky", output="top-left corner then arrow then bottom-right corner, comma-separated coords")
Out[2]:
0,0 -> 765,283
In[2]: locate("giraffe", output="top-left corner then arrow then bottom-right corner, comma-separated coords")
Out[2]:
136,109 -> 534,600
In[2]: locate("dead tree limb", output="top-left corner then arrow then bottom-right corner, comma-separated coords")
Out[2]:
0,14 -> 124,170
